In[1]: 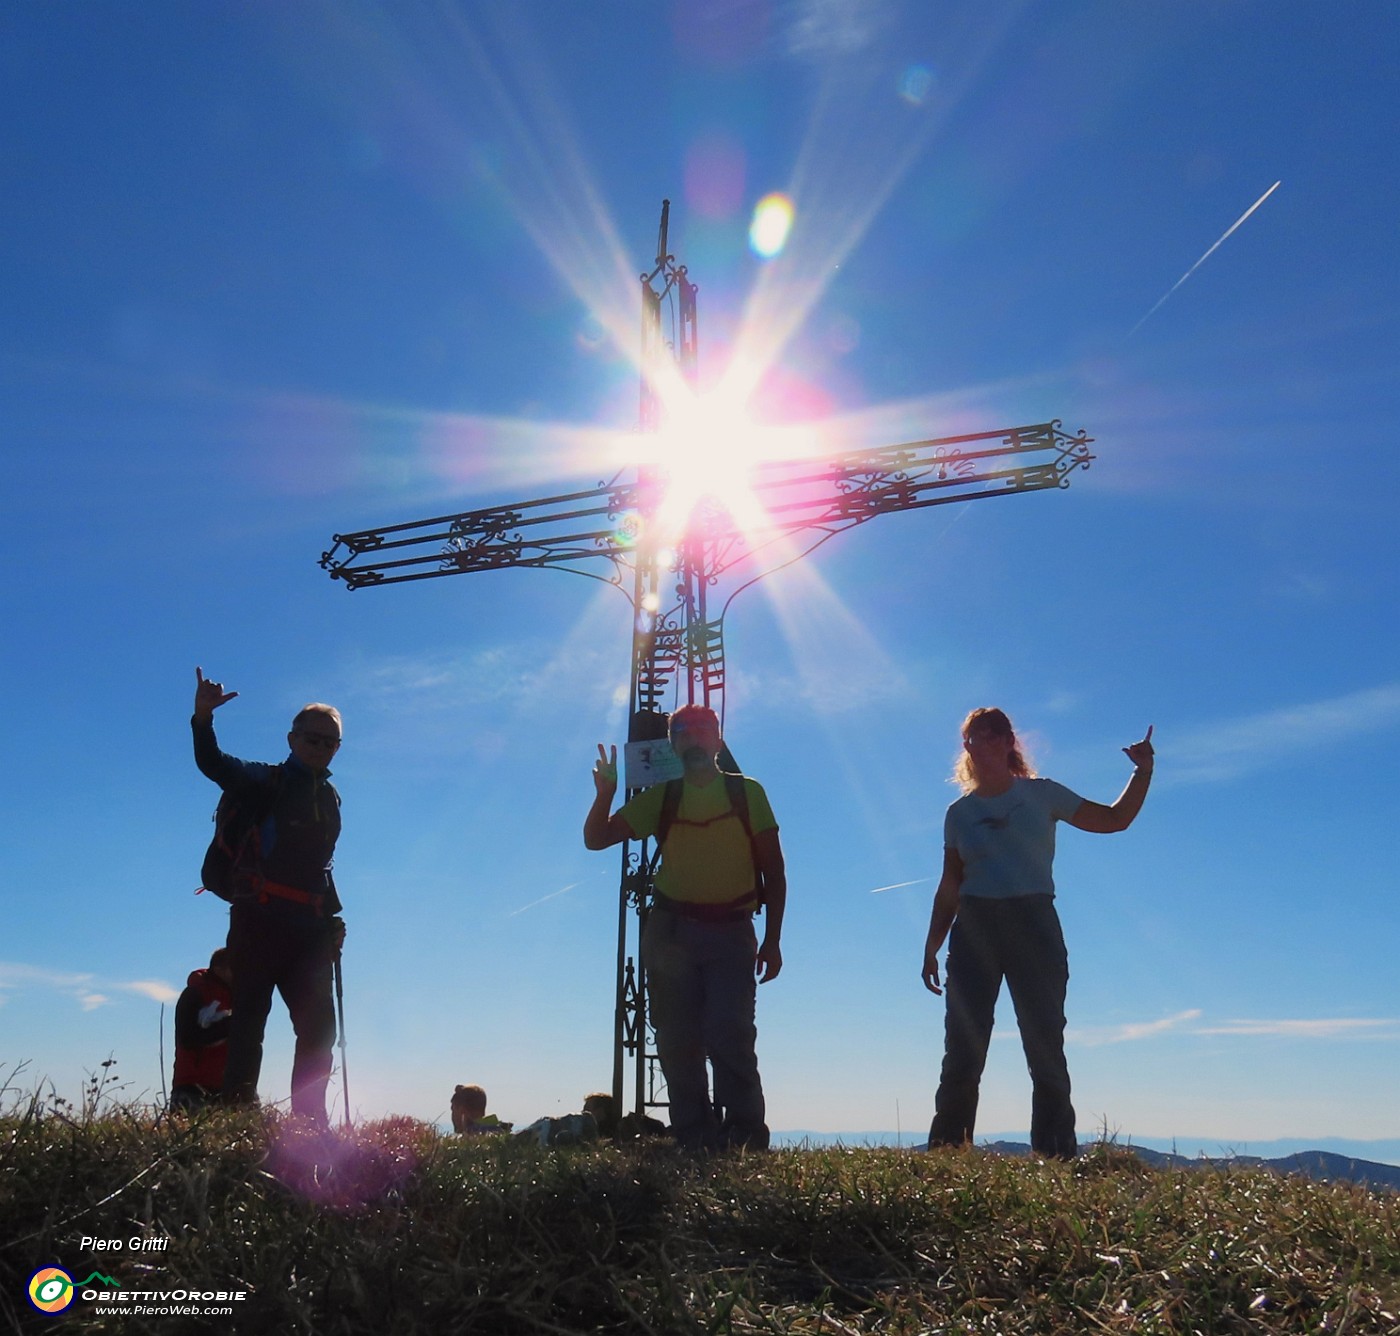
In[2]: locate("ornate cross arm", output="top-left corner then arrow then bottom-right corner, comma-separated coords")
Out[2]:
320,421 -> 1091,591
745,420 -> 1093,539
320,481 -> 643,589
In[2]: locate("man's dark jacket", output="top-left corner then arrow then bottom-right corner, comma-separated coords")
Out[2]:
192,719 -> 342,913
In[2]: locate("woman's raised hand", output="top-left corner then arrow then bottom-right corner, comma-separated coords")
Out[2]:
1123,724 -> 1154,771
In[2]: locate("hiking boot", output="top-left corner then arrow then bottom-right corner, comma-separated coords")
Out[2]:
718,1121 -> 770,1152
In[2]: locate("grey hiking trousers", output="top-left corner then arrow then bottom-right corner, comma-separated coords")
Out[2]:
642,906 -> 767,1150
929,893 -> 1076,1159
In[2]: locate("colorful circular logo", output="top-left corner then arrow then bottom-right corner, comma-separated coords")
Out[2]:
28,1267 -> 75,1313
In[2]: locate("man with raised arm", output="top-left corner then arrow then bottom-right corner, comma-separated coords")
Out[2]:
192,667 -> 345,1125
585,704 -> 786,1150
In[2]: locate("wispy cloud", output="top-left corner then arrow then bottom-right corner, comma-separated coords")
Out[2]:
343,639 -> 624,719
1166,682 -> 1400,783
1069,1009 -> 1203,1047
1195,1018 -> 1399,1040
0,962 -> 177,1011
121,980 -> 181,1005
325,591 -> 634,771
1066,1009 -> 1399,1046
781,0 -> 892,59
0,963 -> 95,991
355,645 -> 614,709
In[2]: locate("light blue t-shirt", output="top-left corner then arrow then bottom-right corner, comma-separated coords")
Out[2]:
943,777 -> 1084,899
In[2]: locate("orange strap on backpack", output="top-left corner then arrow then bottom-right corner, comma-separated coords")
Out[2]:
256,879 -> 325,916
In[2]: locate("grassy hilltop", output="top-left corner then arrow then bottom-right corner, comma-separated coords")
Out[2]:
3,1100 -> 1398,1335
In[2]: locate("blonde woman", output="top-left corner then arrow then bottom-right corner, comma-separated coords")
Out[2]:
922,708 -> 1154,1158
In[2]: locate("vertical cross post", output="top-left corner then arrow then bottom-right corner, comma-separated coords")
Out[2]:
613,201 -> 706,1117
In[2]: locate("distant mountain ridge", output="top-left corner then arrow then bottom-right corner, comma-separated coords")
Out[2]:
772,1132 -> 1400,1192
978,1141 -> 1400,1193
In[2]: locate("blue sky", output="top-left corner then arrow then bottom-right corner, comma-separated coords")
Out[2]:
4,1 -> 1398,1158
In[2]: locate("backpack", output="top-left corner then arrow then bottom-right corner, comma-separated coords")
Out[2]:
513,1113 -> 599,1147
199,769 -> 284,903
654,772 -> 765,908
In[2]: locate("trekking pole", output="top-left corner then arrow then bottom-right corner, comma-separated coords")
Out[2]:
333,951 -> 351,1131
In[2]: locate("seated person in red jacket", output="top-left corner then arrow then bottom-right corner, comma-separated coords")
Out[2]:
171,948 -> 234,1112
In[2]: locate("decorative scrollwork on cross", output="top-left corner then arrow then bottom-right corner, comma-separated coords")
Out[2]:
1048,424 -> 1094,486
448,507 -> 524,538
928,445 -> 976,481
834,463 -> 916,519
440,531 -> 525,573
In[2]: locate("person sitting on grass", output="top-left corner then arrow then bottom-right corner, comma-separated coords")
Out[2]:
170,947 -> 234,1113
451,1083 -> 511,1135
582,1090 -> 667,1141
583,1091 -> 619,1139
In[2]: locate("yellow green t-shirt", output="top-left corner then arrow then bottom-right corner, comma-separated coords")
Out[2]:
619,774 -> 777,905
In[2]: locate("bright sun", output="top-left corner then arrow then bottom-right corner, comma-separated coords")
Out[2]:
635,373 -> 814,544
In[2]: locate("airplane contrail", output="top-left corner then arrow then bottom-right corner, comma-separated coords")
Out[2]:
507,878 -> 592,917
868,877 -> 933,895
1130,180 -> 1281,336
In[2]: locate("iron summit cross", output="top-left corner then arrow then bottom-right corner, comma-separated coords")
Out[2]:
320,202 -> 1095,1120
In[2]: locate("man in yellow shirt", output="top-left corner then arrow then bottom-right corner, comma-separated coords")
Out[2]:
585,705 -> 786,1150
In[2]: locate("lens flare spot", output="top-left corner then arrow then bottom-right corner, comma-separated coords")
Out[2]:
749,193 -> 794,259
575,314 -> 607,353
613,509 -> 642,547
898,64 -> 935,106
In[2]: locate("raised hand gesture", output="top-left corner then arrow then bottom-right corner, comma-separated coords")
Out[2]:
1123,724 -> 1154,772
194,666 -> 238,724
592,743 -> 618,797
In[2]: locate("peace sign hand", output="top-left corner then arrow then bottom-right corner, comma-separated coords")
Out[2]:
593,743 -> 618,796
194,666 -> 239,723
1123,724 -> 1154,772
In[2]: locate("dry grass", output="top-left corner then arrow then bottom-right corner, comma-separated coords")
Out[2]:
2,1086 -> 1397,1334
